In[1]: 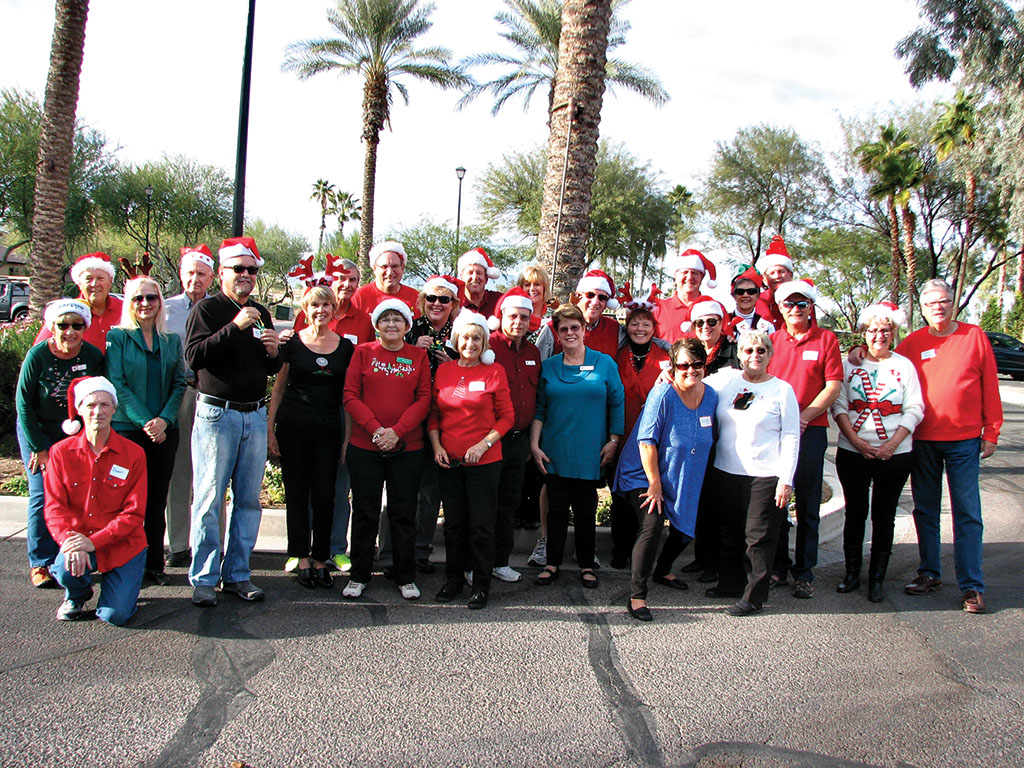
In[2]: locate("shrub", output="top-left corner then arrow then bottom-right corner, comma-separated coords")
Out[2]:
0,316 -> 43,456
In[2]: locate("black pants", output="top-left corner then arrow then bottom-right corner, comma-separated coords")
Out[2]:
715,468 -> 785,606
347,446 -> 425,585
516,459 -> 544,526
835,447 -> 913,558
654,524 -> 692,577
623,488 -> 692,601
610,490 -> 639,564
439,460 -> 502,595
123,428 -> 179,572
494,430 -> 530,567
690,469 -> 720,569
546,475 -> 598,569
277,418 -> 340,563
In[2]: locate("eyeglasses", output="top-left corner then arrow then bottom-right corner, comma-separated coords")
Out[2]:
229,265 -> 259,275
692,318 -> 719,329
782,299 -> 810,309
865,328 -> 892,336
424,294 -> 453,305
923,299 -> 952,309
733,391 -> 756,411
673,360 -> 705,371
378,316 -> 405,326
584,292 -> 609,303
131,294 -> 160,304
56,321 -> 86,330
732,287 -> 759,296
741,347 -> 768,355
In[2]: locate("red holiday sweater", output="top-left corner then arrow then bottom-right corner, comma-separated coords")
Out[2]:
428,360 -> 514,465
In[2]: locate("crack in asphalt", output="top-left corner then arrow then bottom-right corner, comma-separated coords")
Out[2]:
676,741 -> 916,767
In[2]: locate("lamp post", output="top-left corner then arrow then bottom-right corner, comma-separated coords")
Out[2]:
454,166 -> 466,269
144,185 -> 154,256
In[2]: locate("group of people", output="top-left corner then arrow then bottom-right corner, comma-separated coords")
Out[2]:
15,232 -> 1003,624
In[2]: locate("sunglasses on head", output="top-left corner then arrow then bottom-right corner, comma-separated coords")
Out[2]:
782,299 -> 810,309
424,294 -> 453,305
229,265 -> 260,275
131,293 -> 160,304
584,291 -> 609,302
693,318 -> 719,329
674,360 -> 705,371
56,321 -> 86,330
732,287 -> 759,296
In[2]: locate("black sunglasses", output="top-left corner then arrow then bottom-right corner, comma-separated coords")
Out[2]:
229,265 -> 260,275
732,287 -> 759,296
131,293 -> 160,304
425,294 -> 453,305
673,360 -> 705,371
692,318 -> 719,329
584,291 -> 609,302
742,346 -> 768,355
782,299 -> 810,309
56,321 -> 86,330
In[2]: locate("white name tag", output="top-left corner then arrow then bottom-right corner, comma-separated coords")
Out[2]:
344,334 -> 358,345
72,363 -> 87,372
580,365 -> 595,371
525,360 -> 537,366
699,416 -> 712,428
109,464 -> 129,480
921,349 -> 936,360
468,380 -> 486,392
252,327 -> 262,339
802,350 -> 819,361
659,360 -> 671,370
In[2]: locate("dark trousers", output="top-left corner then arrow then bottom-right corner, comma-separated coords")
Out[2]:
835,448 -> 912,559
123,428 -> 179,572
624,489 -> 689,601
690,469 -> 720,569
277,419 -> 340,562
414,460 -> 442,560
774,425 -> 827,582
654,524 -> 692,577
716,468 -> 786,606
494,430 -> 530,567
347,446 -> 424,585
439,460 -> 502,595
610,490 -> 639,564
516,459 -> 544,525
546,475 -> 598,569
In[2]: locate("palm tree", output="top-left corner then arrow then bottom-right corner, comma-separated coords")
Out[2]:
311,178 -> 336,257
29,0 -> 90,318
933,89 -> 980,314
332,190 -> 362,240
894,150 -> 924,328
459,0 -> 666,118
283,0 -> 469,276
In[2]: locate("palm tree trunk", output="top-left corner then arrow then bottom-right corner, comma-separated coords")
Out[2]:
358,77 -> 387,281
887,195 -> 902,306
901,203 -> 917,329
998,261 -> 1007,330
318,203 -> 327,257
1017,244 -> 1024,295
536,0 -> 613,301
29,0 -> 89,319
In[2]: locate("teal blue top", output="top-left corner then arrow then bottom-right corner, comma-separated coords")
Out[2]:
105,327 -> 186,432
535,348 -> 625,480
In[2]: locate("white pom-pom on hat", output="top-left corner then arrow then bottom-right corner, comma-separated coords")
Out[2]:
62,376 -> 118,435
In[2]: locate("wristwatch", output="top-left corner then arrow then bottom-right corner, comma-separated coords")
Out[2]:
484,438 -> 494,449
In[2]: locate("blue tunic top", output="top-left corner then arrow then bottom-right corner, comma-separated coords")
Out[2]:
535,348 -> 625,480
613,381 -> 718,536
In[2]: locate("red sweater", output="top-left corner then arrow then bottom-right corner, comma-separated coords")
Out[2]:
896,322 -> 1002,443
428,360 -> 514,465
616,343 -> 671,439
351,282 -> 421,318
343,341 -> 432,451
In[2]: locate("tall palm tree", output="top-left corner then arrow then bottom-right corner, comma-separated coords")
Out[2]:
311,178 -> 336,257
459,0 -> 666,118
29,0 -> 90,318
933,89 -> 980,314
283,0 -> 469,277
332,190 -> 361,239
894,150 -> 924,328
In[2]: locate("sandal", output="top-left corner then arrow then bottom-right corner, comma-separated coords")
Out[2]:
534,567 -> 559,585
581,569 -> 598,589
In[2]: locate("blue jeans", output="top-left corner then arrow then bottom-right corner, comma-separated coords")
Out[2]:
774,426 -> 827,582
49,547 -> 146,626
911,438 -> 984,592
16,420 -> 58,569
189,401 -> 267,587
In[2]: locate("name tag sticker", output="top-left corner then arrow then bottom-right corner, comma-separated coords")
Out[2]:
344,334 -> 358,345
699,416 -> 713,428
108,464 -> 129,481
921,349 -> 936,360
802,350 -> 819,361
525,360 -> 537,366
659,360 -> 671,370
581,365 -> 595,371
468,380 -> 486,392
396,357 -> 413,365
71,363 -> 87,372
252,327 -> 262,339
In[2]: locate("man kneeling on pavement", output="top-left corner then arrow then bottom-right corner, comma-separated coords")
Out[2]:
44,376 -> 148,625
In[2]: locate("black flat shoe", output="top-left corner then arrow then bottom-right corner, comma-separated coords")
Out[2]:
315,567 -> 334,588
523,520 -> 541,531
435,581 -> 463,603
415,558 -> 435,574
627,602 -> 653,622
144,569 -> 170,586
580,569 -> 598,589
696,568 -> 719,583
297,568 -> 316,588
467,591 -> 488,609
726,600 -> 763,616
164,550 -> 191,568
534,567 -> 559,585
652,574 -> 688,591
705,586 -> 743,598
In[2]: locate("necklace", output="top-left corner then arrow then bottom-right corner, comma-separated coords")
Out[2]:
227,295 -> 264,330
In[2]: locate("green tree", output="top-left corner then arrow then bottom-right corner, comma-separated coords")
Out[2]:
244,219 -> 311,304
1005,291 -> 1024,339
459,0 -> 666,117
311,178 -> 336,258
801,227 -> 891,331
979,297 -> 1002,331
282,0 -> 470,276
333,190 -> 362,240
383,217 -> 528,283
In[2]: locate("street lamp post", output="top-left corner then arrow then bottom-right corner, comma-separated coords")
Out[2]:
144,185 -> 154,256
454,166 -> 466,270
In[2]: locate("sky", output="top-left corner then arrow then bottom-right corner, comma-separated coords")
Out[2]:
1,0 -> 948,270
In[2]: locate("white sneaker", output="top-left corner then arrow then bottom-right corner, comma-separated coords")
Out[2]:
528,537 -> 547,567
492,566 -> 522,583
464,571 -> 474,586
399,583 -> 420,600
284,557 -> 299,573
342,581 -> 366,599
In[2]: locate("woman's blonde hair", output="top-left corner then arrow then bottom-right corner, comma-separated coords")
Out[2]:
518,265 -> 552,304
300,285 -> 338,322
416,285 -> 457,318
119,277 -> 169,335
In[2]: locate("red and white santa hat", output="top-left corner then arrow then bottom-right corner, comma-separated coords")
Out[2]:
690,296 -> 726,319
774,278 -> 818,305
450,308 -> 495,364
180,244 -> 215,272
458,247 -> 501,281
668,248 -> 717,289
219,236 -> 264,267
369,240 -> 408,268
731,265 -> 764,290
44,298 -> 92,329
370,297 -> 414,329
488,286 -> 534,330
70,252 -> 116,284
62,375 -> 118,435
756,235 -> 794,275
858,300 -> 907,329
423,274 -> 462,298
576,269 -> 620,310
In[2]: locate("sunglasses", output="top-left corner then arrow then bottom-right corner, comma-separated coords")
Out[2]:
229,265 -> 260,275
56,321 -> 86,330
782,299 -> 810,309
732,287 -> 759,296
742,346 -> 768,355
425,294 -> 453,305
692,318 -> 719,329
131,293 -> 160,304
584,292 -> 609,302
673,360 -> 705,371
733,391 -> 755,411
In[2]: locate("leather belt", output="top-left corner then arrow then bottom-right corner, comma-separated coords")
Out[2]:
197,393 -> 265,412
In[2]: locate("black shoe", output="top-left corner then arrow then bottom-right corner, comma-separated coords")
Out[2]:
836,572 -> 861,593
696,568 -> 719,583
144,569 -> 171,586
627,602 -> 653,622
534,567 -> 559,586
867,578 -> 884,602
315,567 -> 334,589
164,550 -> 191,568
297,567 -> 316,588
609,557 -> 629,570
652,574 -> 688,591
435,581 -> 463,603
705,586 -> 743,598
726,600 -> 763,616
522,520 -> 541,531
580,569 -> 598,589
680,560 -> 704,574
415,558 -> 435,574
467,591 -> 488,609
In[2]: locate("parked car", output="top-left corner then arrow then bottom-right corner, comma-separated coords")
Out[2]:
0,278 -> 30,323
985,331 -> 1024,380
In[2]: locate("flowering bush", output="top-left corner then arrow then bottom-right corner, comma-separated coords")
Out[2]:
0,315 -> 42,455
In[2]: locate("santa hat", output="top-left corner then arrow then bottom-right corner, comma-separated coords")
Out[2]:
423,274 -> 462,299
774,279 -> 818,305
858,301 -> 907,329
458,247 -> 501,281
488,286 -> 534,330
219,236 -> 264,267
756,235 -> 794,275
731,265 -> 764,290
370,297 -> 413,329
180,244 -> 215,272
690,297 -> 726,319
369,240 -> 408,268
62,376 -> 118,435
44,299 -> 92,329
668,248 -> 717,289
576,269 -> 620,310
70,252 -> 116,284
450,308 -> 495,364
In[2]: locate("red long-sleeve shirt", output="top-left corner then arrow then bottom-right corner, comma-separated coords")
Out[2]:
44,429 -> 147,573
428,360 -> 514,465
768,325 -> 844,428
351,282 -> 421,318
616,343 -> 671,440
489,330 -> 541,431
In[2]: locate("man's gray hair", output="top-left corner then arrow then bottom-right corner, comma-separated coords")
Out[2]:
334,258 -> 359,277
919,279 -> 953,302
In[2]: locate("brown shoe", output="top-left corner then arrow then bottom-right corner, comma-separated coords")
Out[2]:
904,574 -> 941,595
962,590 -> 986,614
29,566 -> 56,588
